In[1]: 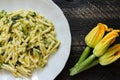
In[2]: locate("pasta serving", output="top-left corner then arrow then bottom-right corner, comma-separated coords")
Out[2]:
0,10 -> 60,77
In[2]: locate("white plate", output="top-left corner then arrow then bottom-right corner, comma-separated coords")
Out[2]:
0,0 -> 71,80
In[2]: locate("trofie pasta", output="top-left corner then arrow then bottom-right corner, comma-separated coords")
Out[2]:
0,10 -> 60,77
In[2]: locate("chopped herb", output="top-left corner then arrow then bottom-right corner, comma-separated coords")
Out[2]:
0,10 -> 7,19
11,21 -> 16,26
8,37 -> 13,42
22,26 -> 29,36
12,15 -> 23,21
30,49 -> 33,55
4,18 -> 10,24
29,12 -> 36,17
15,61 -> 21,66
34,46 -> 40,50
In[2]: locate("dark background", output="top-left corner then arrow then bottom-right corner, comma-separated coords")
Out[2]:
53,0 -> 120,80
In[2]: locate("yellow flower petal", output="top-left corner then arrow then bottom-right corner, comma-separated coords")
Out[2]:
99,44 -> 120,65
99,54 -> 120,65
93,30 -> 120,57
85,23 -> 112,48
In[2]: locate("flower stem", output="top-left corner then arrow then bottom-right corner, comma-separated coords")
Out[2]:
70,54 -> 96,76
78,46 -> 91,63
78,59 -> 99,73
69,46 -> 90,73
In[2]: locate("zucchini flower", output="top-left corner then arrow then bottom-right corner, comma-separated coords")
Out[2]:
70,30 -> 120,76
93,30 -> 120,57
85,23 -> 111,48
79,23 -> 112,63
99,44 -> 120,65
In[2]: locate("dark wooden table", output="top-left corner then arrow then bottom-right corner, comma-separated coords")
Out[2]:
53,0 -> 120,80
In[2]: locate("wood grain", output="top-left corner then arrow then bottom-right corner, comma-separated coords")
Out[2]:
53,0 -> 120,80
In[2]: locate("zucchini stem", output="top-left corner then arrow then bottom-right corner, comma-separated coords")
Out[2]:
70,54 -> 96,76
